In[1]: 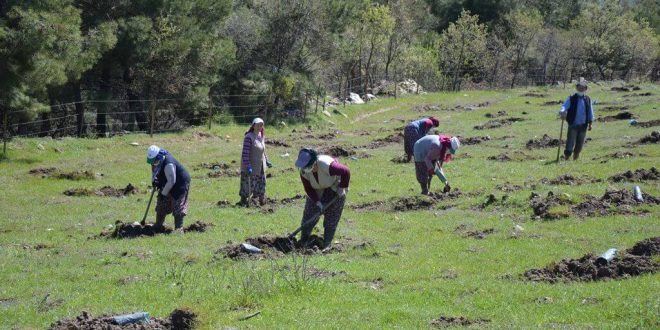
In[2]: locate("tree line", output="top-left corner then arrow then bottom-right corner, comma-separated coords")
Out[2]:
1,0 -> 658,140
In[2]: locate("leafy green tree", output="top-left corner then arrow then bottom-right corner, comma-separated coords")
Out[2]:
503,9 -> 543,87
438,10 -> 489,90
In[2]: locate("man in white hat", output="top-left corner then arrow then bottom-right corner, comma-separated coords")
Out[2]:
147,145 -> 191,232
559,78 -> 594,160
294,148 -> 350,250
413,134 -> 460,195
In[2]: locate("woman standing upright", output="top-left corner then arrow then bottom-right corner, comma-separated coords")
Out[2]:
240,118 -> 272,206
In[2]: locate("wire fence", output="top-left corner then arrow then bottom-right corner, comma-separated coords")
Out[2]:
0,70 -> 649,144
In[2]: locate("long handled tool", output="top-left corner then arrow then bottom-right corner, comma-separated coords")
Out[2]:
555,118 -> 565,163
140,187 -> 157,225
288,195 -> 340,239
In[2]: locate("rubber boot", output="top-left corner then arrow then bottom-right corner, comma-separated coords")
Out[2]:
406,155 -> 412,162
174,215 -> 184,229
154,214 -> 166,229
573,152 -> 580,161
300,228 -> 312,248
323,227 -> 337,250
420,183 -> 428,195
239,196 -> 248,207
258,196 -> 266,206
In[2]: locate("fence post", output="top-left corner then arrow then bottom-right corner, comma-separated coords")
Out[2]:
315,85 -> 319,114
149,101 -> 155,138
2,108 -> 7,158
207,99 -> 213,131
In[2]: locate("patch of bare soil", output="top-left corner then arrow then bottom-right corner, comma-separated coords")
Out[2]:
473,117 -> 524,130
488,151 -> 536,162
597,111 -> 635,122
265,139 -> 291,147
624,92 -> 653,97
461,136 -> 491,145
609,167 -> 659,182
319,146 -> 356,157
522,92 -> 547,97
430,316 -> 490,328
541,175 -> 599,186
207,167 -> 240,178
64,184 -> 138,197
224,194 -> 304,212
633,131 -> 659,144
97,221 -> 213,239
572,188 -> 660,217
484,111 -> 507,118
352,191 -> 463,212
542,100 -> 562,106
523,238 -> 659,283
526,134 -> 561,149
412,104 -> 448,112
195,162 -> 231,170
636,119 -> 660,128
599,105 -> 630,112
529,191 -> 573,220
220,235 -> 330,260
29,167 -> 57,177
592,151 -> 635,160
47,308 -> 198,330
363,132 -> 404,149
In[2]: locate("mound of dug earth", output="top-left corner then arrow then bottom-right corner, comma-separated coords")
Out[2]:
29,167 -> 57,177
363,133 -> 404,149
319,146 -> 356,157
430,316 -> 490,328
221,235 -> 329,259
390,155 -> 409,163
634,131 -> 659,144
30,167 -> 96,180
222,195 -> 304,212
572,188 -> 659,217
352,191 -> 463,212
473,117 -> 524,130
609,167 -> 659,182
48,308 -> 198,330
597,111 -> 635,122
530,191 -> 573,220
265,139 -> 291,147
64,184 -> 138,197
99,221 -> 213,239
484,111 -> 507,118
526,134 -> 561,149
523,238 -> 659,283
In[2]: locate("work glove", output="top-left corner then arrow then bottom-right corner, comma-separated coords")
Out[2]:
443,183 -> 451,193
315,201 -> 324,212
247,166 -> 253,175
266,160 -> 273,168
338,187 -> 348,197
559,110 -> 567,119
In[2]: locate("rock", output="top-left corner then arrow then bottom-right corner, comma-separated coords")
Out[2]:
364,93 -> 376,101
37,143 -> 45,150
129,142 -> 140,146
349,92 -> 364,104
322,110 -> 332,117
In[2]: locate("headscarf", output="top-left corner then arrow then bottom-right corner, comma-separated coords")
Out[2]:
439,135 -> 453,163
245,118 -> 265,140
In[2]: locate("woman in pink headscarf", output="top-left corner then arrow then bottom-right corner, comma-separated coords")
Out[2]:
239,118 -> 272,206
412,134 -> 460,195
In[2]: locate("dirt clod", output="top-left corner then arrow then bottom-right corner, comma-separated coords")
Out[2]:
522,92 -> 546,97
542,100 -> 562,106
98,221 -> 213,239
319,146 -> 355,157
363,133 -> 404,149
352,191 -> 463,212
597,111 -> 635,122
635,119 -> 660,128
390,155 -> 409,163
627,237 -> 660,256
474,117 -> 524,130
430,316 -> 490,328
170,308 -> 198,330
484,111 -> 507,118
29,167 -> 57,177
488,151 -> 536,162
609,167 -> 659,182
465,228 -> 496,239
526,134 -> 561,149
64,184 -> 138,197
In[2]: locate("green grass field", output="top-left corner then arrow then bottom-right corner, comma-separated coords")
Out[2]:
1,83 -> 658,329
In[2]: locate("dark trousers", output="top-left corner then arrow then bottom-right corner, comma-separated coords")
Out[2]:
564,124 -> 588,158
300,189 -> 346,246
